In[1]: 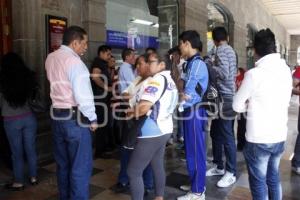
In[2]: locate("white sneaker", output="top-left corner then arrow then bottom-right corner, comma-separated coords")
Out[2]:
217,171 -> 236,188
177,192 -> 205,200
206,164 -> 225,176
167,138 -> 174,145
178,136 -> 184,143
292,166 -> 300,175
179,185 -> 191,192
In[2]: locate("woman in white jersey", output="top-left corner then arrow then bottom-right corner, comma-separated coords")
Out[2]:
127,52 -> 178,200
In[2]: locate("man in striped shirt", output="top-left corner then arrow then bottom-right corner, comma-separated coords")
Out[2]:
206,27 -> 237,188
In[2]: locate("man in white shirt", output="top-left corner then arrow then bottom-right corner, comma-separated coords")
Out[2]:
233,28 -> 292,200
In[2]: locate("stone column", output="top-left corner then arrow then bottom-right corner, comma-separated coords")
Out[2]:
82,0 -> 106,67
289,35 -> 300,67
181,0 -> 209,55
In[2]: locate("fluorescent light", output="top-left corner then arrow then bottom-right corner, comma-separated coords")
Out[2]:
130,18 -> 153,26
152,23 -> 159,28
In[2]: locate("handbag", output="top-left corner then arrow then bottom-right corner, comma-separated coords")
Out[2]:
121,75 -> 168,149
28,87 -> 47,113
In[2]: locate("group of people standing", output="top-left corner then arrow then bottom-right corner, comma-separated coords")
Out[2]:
0,23 -> 298,200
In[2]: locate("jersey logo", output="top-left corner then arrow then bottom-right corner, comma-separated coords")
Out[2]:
144,86 -> 158,95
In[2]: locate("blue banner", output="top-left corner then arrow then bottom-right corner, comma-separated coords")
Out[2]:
106,29 -> 159,49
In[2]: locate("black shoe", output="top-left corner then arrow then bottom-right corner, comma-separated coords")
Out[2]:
144,188 -> 153,196
29,177 -> 39,185
237,144 -> 244,151
114,182 -> 129,193
5,183 -> 25,191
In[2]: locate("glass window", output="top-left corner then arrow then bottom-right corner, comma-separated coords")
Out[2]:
106,0 -> 178,57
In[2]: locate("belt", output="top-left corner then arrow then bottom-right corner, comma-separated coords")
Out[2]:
52,107 -> 90,124
53,107 -> 77,112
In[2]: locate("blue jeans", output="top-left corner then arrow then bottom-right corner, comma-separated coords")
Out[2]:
51,110 -> 93,200
243,141 -> 285,200
210,118 -> 236,174
118,147 -> 153,189
177,110 -> 184,139
4,114 -> 37,183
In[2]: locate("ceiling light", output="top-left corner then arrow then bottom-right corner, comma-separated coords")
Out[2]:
130,18 -> 153,26
152,23 -> 159,28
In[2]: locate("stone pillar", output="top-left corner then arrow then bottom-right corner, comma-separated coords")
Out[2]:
289,35 -> 300,67
12,0 -> 45,93
82,0 -> 106,67
181,0 -> 209,55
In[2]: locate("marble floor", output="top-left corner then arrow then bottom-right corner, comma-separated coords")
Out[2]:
1,97 -> 300,200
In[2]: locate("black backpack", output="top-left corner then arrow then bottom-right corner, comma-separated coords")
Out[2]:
195,57 -> 219,117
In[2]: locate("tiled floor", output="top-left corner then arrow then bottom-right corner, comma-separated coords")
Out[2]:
1,98 -> 300,200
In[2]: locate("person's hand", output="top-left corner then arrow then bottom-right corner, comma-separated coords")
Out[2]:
180,93 -> 191,101
90,122 -> 98,132
125,107 -> 135,119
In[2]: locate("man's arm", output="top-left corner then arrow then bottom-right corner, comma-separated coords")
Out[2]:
68,63 -> 97,130
210,49 -> 230,80
91,68 -> 112,92
182,60 -> 206,102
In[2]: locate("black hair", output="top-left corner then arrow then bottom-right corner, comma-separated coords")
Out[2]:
97,45 -> 112,55
134,54 -> 147,69
212,27 -> 228,43
145,52 -> 172,71
145,47 -> 156,53
179,30 -> 202,52
254,28 -> 276,57
0,52 -> 37,108
168,46 -> 180,55
121,48 -> 134,61
62,26 -> 87,45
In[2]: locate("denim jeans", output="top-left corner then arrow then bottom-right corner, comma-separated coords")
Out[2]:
51,110 -> 93,200
243,141 -> 285,200
4,114 -> 37,183
292,106 -> 300,167
118,147 -> 153,189
210,118 -> 236,174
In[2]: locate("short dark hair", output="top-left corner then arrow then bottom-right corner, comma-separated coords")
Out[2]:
168,46 -> 180,55
179,30 -> 202,52
145,47 -> 156,53
62,26 -> 87,45
254,28 -> 276,57
145,52 -> 172,71
97,45 -> 111,55
212,27 -> 228,43
121,48 -> 134,61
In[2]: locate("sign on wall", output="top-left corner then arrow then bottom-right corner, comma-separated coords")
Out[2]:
106,29 -> 159,49
45,15 -> 67,54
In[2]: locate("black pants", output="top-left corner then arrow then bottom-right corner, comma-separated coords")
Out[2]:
236,113 -> 246,150
94,102 -> 115,155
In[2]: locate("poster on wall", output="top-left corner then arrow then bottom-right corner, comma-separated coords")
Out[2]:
45,15 -> 67,54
